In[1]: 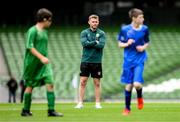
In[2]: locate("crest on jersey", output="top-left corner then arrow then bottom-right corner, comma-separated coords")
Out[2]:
96,33 -> 100,38
120,36 -> 125,41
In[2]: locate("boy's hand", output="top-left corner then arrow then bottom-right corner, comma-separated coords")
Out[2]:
127,39 -> 135,46
136,45 -> 145,52
40,57 -> 49,64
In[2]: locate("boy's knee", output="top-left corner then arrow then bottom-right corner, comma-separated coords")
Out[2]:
25,87 -> 33,93
125,84 -> 133,91
133,82 -> 142,89
46,84 -> 54,91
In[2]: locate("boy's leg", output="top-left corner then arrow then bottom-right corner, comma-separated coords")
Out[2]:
21,87 -> 33,116
125,84 -> 133,110
133,63 -> 144,110
46,84 -> 63,117
46,84 -> 55,110
121,68 -> 133,115
134,82 -> 143,99
134,82 -> 144,110
122,84 -> 133,115
136,89 -> 144,110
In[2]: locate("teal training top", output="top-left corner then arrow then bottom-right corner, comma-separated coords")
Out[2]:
80,28 -> 106,63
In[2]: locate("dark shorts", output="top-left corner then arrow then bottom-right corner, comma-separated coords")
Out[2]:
80,62 -> 102,78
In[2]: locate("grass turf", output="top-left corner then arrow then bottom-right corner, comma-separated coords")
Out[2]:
0,102 -> 180,122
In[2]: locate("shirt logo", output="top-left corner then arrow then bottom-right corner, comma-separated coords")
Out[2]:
96,33 -> 100,41
96,33 -> 100,38
120,36 -> 125,41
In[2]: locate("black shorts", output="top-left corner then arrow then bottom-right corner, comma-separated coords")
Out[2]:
80,62 -> 102,78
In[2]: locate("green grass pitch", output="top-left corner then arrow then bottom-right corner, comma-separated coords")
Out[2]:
0,102 -> 180,122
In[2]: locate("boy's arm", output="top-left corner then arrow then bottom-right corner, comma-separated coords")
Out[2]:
118,42 -> 128,48
118,39 -> 134,48
26,29 -> 49,64
136,28 -> 150,52
136,43 -> 149,52
118,28 -> 134,48
30,48 -> 49,64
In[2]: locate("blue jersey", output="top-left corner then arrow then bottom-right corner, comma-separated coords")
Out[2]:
118,24 -> 150,68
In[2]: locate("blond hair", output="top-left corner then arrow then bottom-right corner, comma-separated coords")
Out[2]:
89,14 -> 99,20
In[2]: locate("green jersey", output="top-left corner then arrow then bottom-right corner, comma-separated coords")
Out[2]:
80,28 -> 106,63
22,26 -> 53,83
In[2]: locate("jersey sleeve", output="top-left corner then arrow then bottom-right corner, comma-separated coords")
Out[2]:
80,30 -> 97,47
26,28 -> 36,49
144,27 -> 150,43
117,27 -> 127,43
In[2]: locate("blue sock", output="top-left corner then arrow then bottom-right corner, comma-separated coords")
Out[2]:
125,90 -> 132,110
136,88 -> 142,98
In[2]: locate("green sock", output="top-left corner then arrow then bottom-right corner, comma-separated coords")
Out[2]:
47,91 -> 55,110
23,93 -> 32,110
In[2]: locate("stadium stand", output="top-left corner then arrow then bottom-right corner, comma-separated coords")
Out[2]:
0,26 -> 180,100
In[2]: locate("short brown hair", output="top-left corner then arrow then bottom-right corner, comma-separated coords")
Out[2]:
88,14 -> 99,20
36,8 -> 53,22
128,8 -> 143,19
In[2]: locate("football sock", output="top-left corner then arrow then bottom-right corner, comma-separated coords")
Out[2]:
47,91 -> 55,110
23,93 -> 32,110
125,90 -> 132,110
136,88 -> 142,98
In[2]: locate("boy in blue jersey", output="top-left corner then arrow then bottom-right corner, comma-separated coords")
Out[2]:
117,8 -> 150,115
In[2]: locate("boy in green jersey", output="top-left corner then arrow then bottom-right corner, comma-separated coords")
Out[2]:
21,8 -> 63,117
